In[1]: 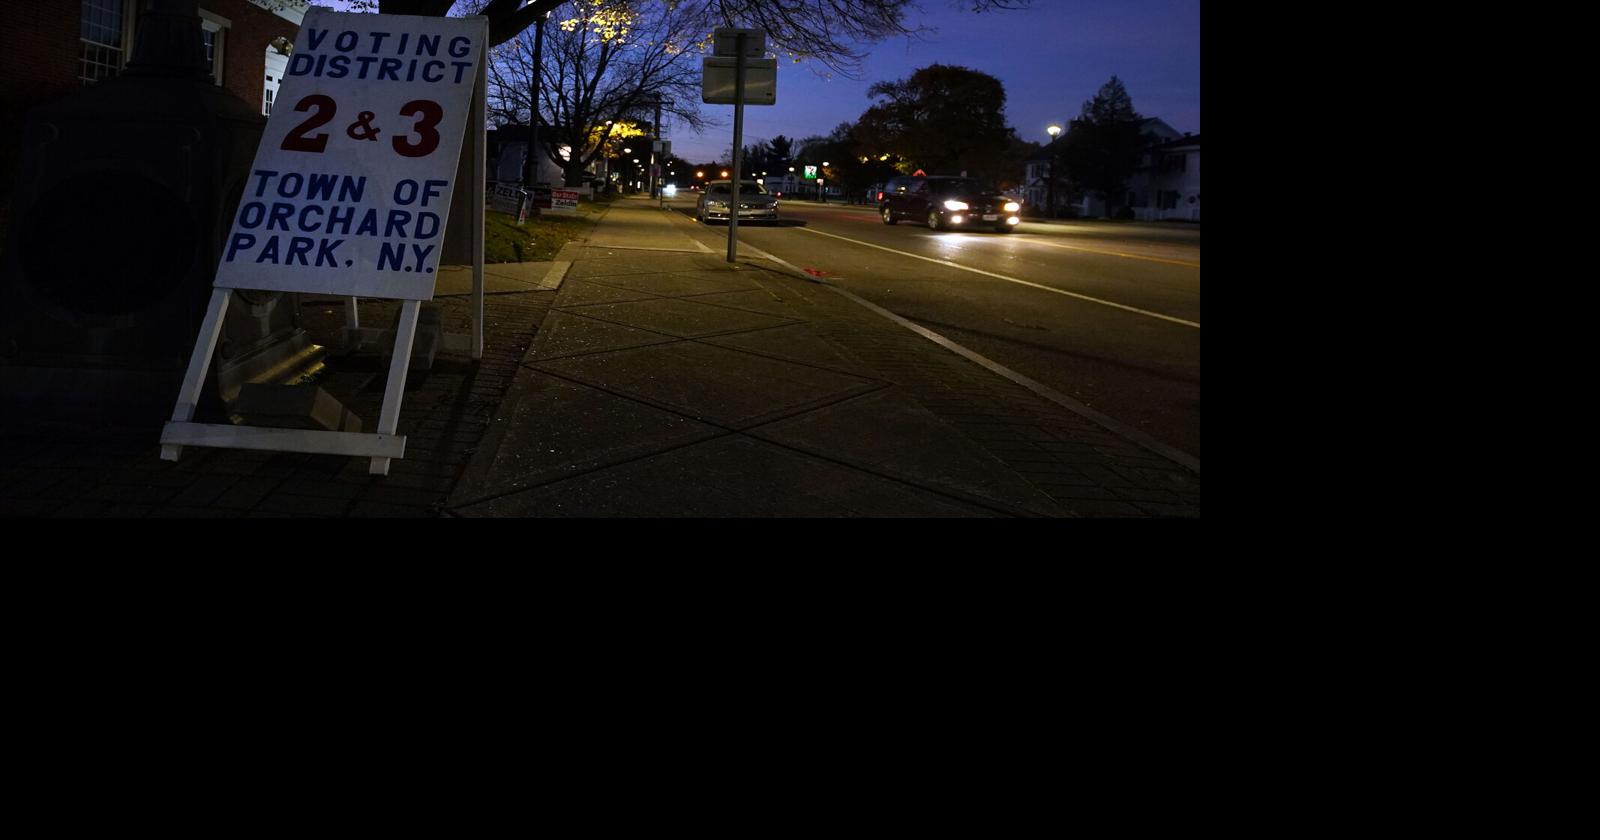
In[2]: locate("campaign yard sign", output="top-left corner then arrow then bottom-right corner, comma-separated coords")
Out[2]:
549,188 -> 579,214
491,182 -> 528,222
214,9 -> 485,301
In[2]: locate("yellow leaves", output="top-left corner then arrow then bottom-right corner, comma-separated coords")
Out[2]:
560,2 -> 638,44
586,120 -> 647,158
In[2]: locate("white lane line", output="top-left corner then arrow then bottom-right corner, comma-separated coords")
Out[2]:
736,245 -> 1200,474
908,232 -> 1201,269
797,227 -> 1199,328
674,210 -> 1201,472
996,236 -> 1200,268
825,283 -> 1200,475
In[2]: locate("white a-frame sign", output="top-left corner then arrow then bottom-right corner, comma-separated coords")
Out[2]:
162,10 -> 488,475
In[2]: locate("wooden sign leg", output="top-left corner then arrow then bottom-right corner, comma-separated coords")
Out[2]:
161,288 -> 233,462
345,296 -> 362,350
369,298 -> 421,476
471,53 -> 487,360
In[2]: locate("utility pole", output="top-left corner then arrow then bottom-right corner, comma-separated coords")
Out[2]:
649,97 -> 663,199
1045,123 -> 1063,218
522,10 -> 548,214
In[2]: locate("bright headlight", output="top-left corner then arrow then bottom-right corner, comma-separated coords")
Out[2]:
943,200 -> 969,211
1004,201 -> 1020,212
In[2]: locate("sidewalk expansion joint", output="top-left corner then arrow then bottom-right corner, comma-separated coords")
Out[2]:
443,427 -> 739,513
432,289 -> 555,299
532,310 -> 808,351
517,362 -> 890,437
443,386 -> 1038,518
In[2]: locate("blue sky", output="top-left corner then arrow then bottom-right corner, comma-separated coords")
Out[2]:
315,1 -> 1200,164
675,0 -> 1200,162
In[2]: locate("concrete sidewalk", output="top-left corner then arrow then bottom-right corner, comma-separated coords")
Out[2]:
0,196 -> 1198,517
443,196 -> 1199,517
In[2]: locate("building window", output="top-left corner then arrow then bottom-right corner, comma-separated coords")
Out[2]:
264,43 -> 289,116
199,10 -> 229,86
80,0 -> 131,85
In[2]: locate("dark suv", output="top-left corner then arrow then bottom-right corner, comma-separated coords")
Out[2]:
878,176 -> 1021,232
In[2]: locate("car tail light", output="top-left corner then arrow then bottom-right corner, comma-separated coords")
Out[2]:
877,191 -> 884,201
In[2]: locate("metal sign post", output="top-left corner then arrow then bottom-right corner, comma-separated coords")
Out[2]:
702,28 -> 775,264
726,34 -> 745,263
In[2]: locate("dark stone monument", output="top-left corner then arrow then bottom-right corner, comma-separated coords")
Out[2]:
0,0 -> 319,428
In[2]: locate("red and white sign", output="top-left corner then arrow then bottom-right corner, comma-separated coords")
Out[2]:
214,9 -> 485,301
549,188 -> 579,214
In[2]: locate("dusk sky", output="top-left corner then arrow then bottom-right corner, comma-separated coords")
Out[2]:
320,0 -> 1201,165
674,0 -> 1201,163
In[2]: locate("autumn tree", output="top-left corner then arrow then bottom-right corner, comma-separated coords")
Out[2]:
486,1 -> 706,186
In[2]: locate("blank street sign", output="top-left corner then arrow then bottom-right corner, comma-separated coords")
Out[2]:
701,57 -> 777,105
713,27 -> 766,57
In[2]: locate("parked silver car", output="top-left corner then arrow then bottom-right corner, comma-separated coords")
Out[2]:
696,180 -> 778,224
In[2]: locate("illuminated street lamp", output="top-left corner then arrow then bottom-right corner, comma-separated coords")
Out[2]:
721,170 -> 729,177
696,170 -> 704,178
1045,124 -> 1063,218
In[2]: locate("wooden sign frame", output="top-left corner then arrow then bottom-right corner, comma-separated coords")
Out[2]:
161,15 -> 488,476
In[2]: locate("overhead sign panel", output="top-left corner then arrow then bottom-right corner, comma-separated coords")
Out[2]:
213,9 -> 485,301
701,56 -> 777,105
713,27 -> 766,57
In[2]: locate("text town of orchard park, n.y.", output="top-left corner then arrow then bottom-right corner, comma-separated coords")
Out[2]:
227,170 -> 447,274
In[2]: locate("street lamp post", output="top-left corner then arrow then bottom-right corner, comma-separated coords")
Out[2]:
1046,124 -> 1062,219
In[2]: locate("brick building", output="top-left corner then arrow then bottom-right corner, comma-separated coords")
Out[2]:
1,0 -> 305,229
2,0 -> 303,112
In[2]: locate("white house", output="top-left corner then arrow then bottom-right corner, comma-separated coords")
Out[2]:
1129,134 -> 1200,221
1021,117 -> 1199,221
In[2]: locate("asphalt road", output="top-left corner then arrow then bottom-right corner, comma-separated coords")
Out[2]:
662,195 -> 1201,460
